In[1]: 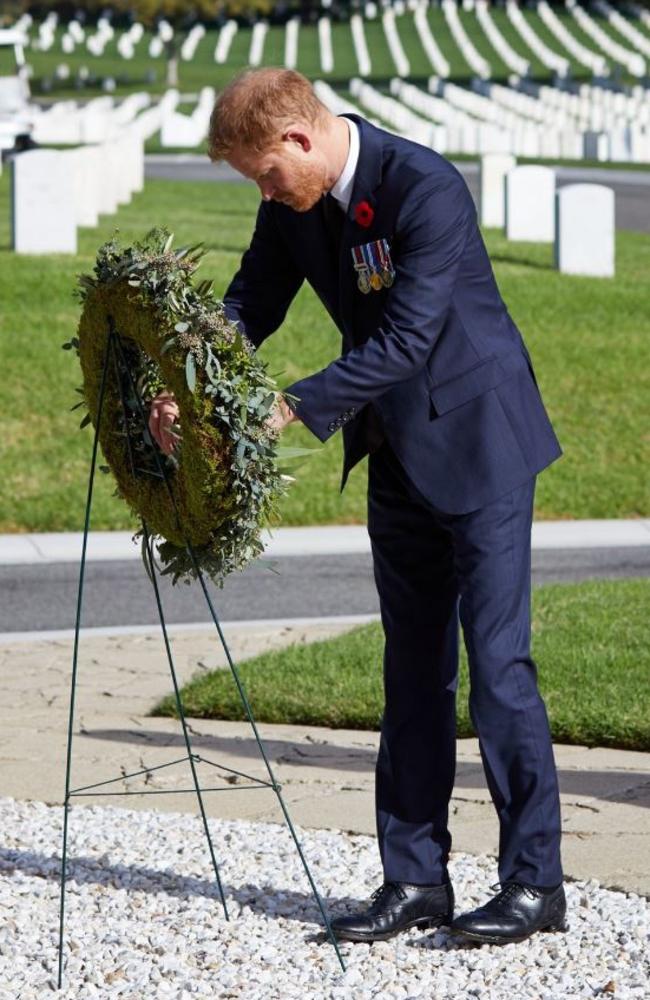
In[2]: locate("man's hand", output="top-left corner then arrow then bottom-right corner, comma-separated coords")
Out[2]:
148,390 -> 298,453
149,391 -> 181,456
265,395 -> 300,435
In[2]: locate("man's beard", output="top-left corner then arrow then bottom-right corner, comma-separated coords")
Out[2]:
278,158 -> 328,213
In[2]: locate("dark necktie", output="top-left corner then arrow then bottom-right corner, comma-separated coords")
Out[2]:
322,192 -> 345,250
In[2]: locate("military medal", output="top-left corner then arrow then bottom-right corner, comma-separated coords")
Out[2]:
351,245 -> 372,294
352,238 -> 396,293
365,241 -> 383,291
376,238 -> 395,288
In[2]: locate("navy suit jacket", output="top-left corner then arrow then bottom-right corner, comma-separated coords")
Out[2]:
222,112 -> 562,514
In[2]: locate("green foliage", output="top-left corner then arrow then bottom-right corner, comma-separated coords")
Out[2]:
66,227 -> 290,586
152,578 -> 650,752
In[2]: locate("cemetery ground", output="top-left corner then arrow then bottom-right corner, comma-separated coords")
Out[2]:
1,173 -> 648,534
153,577 -> 650,753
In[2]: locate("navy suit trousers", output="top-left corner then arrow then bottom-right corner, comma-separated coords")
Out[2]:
367,440 -> 563,889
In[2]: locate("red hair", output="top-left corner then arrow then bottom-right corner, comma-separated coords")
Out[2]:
207,67 -> 329,161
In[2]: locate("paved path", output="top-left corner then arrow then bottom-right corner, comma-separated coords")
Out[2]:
1,546 -> 649,635
1,522 -> 648,634
1,620 -> 648,897
145,155 -> 650,234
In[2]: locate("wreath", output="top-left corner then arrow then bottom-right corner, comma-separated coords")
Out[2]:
63,227 -> 301,587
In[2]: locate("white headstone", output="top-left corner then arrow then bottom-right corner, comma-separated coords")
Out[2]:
505,165 -> 555,242
95,142 -> 119,216
555,184 -> 615,278
70,146 -> 99,227
12,150 -> 77,254
479,153 -> 516,228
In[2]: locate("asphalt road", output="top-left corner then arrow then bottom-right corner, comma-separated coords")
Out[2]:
145,157 -> 650,234
2,547 -> 648,633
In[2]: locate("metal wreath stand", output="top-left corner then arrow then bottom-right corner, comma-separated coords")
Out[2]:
57,316 -> 346,990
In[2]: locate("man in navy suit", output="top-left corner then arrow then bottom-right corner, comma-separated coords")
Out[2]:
151,67 -> 567,946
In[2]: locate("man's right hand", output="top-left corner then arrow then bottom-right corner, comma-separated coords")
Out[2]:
148,391 -> 181,456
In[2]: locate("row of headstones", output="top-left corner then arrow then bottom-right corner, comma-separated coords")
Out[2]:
549,2 -> 606,69
566,0 -> 645,77
19,1 -> 649,77
530,80 -> 650,128
350,77 -> 444,148
18,3 -> 643,81
28,90 -> 202,149
362,77 -> 650,163
442,0 -> 492,79
441,0 -> 643,80
471,80 -> 650,162
30,92 -> 154,145
541,0 -> 645,78
475,0 -> 530,77
505,0 -> 569,77
348,1 -> 496,80
477,80 -> 650,133
496,79 -> 650,160
593,0 -> 650,61
480,156 -> 615,278
11,134 -> 144,254
536,0 -> 608,77
24,13 -> 175,59
433,78 -> 650,162
224,13 -> 330,72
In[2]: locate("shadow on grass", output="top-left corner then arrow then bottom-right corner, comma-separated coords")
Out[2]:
490,253 -> 556,272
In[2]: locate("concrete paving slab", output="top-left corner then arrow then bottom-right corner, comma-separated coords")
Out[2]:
1,519 -> 649,565
1,623 -> 648,897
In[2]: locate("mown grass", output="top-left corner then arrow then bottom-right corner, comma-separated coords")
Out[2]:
1,172 -> 648,533
151,578 -> 650,752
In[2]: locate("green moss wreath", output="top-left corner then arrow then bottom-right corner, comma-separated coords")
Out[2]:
64,227 -> 299,586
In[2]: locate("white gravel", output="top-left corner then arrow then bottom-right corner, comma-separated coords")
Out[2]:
0,796 -> 647,999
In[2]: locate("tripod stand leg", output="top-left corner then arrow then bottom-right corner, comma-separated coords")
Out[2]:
110,321 -> 346,972
141,520 -> 229,920
189,561 -> 347,973
58,332 -> 112,991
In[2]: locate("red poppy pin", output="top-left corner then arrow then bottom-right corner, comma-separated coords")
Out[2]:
354,200 -> 374,228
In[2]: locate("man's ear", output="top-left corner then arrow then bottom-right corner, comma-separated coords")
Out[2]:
283,127 -> 312,153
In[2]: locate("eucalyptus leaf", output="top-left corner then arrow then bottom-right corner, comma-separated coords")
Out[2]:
274,446 -> 320,459
185,352 -> 196,393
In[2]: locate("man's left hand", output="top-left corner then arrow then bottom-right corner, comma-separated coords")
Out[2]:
265,395 -> 300,435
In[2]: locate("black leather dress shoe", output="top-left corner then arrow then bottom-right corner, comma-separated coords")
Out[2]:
330,879 -> 454,942
449,881 -> 568,945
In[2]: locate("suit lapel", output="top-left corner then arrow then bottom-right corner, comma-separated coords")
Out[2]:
335,114 -> 385,338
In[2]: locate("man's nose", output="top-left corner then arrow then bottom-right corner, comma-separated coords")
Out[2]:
259,180 -> 275,201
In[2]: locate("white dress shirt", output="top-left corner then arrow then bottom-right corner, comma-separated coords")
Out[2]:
329,116 -> 359,213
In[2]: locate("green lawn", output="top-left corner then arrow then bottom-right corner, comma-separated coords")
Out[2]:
1,172 -> 648,533
151,578 -> 650,752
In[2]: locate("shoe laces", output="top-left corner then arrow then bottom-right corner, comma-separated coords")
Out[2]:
370,881 -> 406,904
489,881 -> 540,905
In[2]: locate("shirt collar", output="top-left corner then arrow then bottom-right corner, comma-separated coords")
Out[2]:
329,116 -> 359,212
